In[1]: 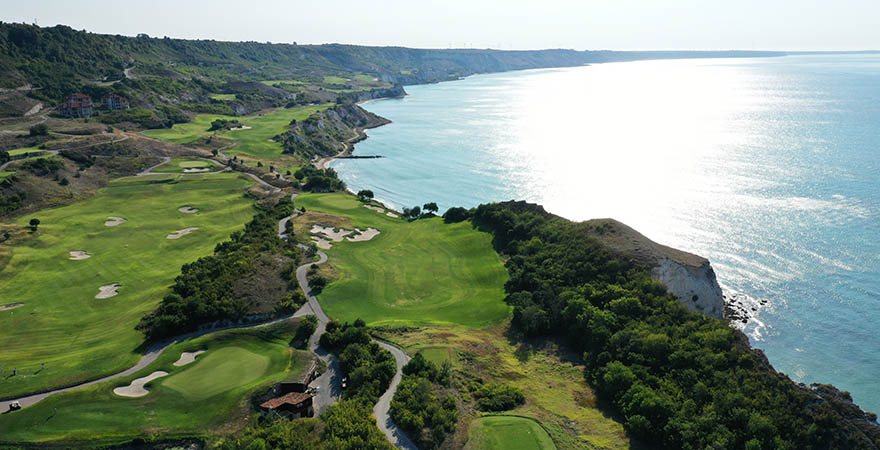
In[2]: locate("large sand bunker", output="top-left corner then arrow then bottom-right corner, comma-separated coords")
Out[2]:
178,206 -> 200,214
183,167 -> 211,173
104,216 -> 127,226
173,349 -> 207,367
386,212 -> 399,218
167,227 -> 199,239
363,205 -> 385,213
311,236 -> 333,249
96,283 -> 120,299
347,227 -> 381,242
69,251 -> 91,260
113,371 -> 169,397
310,225 -> 353,242
0,302 -> 24,311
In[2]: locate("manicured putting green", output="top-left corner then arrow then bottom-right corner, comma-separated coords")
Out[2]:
162,346 -> 269,401
0,173 -> 255,398
0,322 -> 308,444
468,416 -> 557,450
294,193 -> 510,328
152,157 -> 217,173
142,104 -> 333,158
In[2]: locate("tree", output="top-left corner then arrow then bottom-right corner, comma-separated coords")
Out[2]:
29,123 -> 49,136
257,161 -> 263,168
211,149 -> 218,157
423,202 -> 438,214
357,189 -> 374,201
28,218 -> 40,231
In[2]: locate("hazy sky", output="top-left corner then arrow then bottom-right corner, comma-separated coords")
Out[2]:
3,0 -> 879,51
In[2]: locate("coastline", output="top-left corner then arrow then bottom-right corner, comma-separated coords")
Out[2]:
315,97 -> 397,170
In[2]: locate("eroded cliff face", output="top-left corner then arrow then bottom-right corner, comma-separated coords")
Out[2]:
651,258 -> 724,319
581,218 -> 727,321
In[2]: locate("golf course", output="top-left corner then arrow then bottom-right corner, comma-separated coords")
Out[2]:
293,193 -> 510,328
0,321 -> 311,443
468,416 -> 557,450
151,157 -> 218,173
0,172 -> 256,398
142,104 -> 333,159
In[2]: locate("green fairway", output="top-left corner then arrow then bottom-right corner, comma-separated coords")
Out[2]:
0,321 -> 309,444
7,146 -> 43,156
152,157 -> 217,173
209,93 -> 236,101
418,346 -> 452,365
142,104 -> 333,159
294,193 -> 510,328
163,346 -> 269,401
0,173 -> 255,398
468,416 -> 557,450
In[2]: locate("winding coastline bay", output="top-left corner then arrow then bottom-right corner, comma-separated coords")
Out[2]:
333,55 -> 880,412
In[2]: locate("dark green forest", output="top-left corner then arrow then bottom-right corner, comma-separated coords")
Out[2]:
470,201 -> 880,450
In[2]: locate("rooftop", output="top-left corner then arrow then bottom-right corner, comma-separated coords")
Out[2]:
260,391 -> 312,409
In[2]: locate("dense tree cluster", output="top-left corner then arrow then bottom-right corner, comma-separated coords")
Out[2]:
216,401 -> 393,450
208,118 -> 243,131
294,165 -> 345,193
471,202 -> 880,450
320,320 -> 396,403
390,353 -> 457,449
138,198 -> 300,340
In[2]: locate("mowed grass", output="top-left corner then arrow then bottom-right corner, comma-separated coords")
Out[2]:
376,325 -> 631,449
209,93 -> 236,101
142,104 -> 333,159
163,347 -> 269,401
0,321 -> 309,444
0,173 -> 255,398
468,416 -> 557,450
152,157 -> 217,173
294,193 -> 510,328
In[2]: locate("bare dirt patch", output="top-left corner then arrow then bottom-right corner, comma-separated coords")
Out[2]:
166,227 -> 199,239
173,350 -> 207,367
96,283 -> 120,299
113,371 -> 169,397
0,302 -> 24,311
178,206 -> 200,214
69,251 -> 91,260
104,216 -> 127,226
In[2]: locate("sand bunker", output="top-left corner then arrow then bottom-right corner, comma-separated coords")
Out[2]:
167,227 -> 199,239
347,227 -> 381,242
173,349 -> 206,367
310,225 -> 353,242
363,205 -> 385,213
311,236 -> 333,249
230,125 -> 252,131
183,167 -> 211,173
96,283 -> 120,299
178,206 -> 200,214
113,371 -> 169,398
104,216 -> 127,226
0,302 -> 24,311
69,251 -> 91,260
386,212 -> 399,218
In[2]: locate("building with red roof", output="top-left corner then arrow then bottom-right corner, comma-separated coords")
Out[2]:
259,391 -> 314,418
101,94 -> 130,111
59,93 -> 93,118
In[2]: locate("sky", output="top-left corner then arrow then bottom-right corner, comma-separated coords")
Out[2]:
3,0 -> 879,51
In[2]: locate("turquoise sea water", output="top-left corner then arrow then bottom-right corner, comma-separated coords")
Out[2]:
333,55 -> 880,412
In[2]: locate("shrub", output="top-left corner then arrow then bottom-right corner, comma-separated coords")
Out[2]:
474,382 -> 525,411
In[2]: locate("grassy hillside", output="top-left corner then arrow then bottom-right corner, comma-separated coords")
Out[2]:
293,193 -> 510,327
0,173 -> 255,398
0,320 -> 310,444
468,416 -> 557,450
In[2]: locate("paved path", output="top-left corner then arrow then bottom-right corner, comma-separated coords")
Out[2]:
285,205 -> 415,447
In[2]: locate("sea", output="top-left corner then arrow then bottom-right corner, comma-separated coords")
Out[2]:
331,54 -> 880,413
